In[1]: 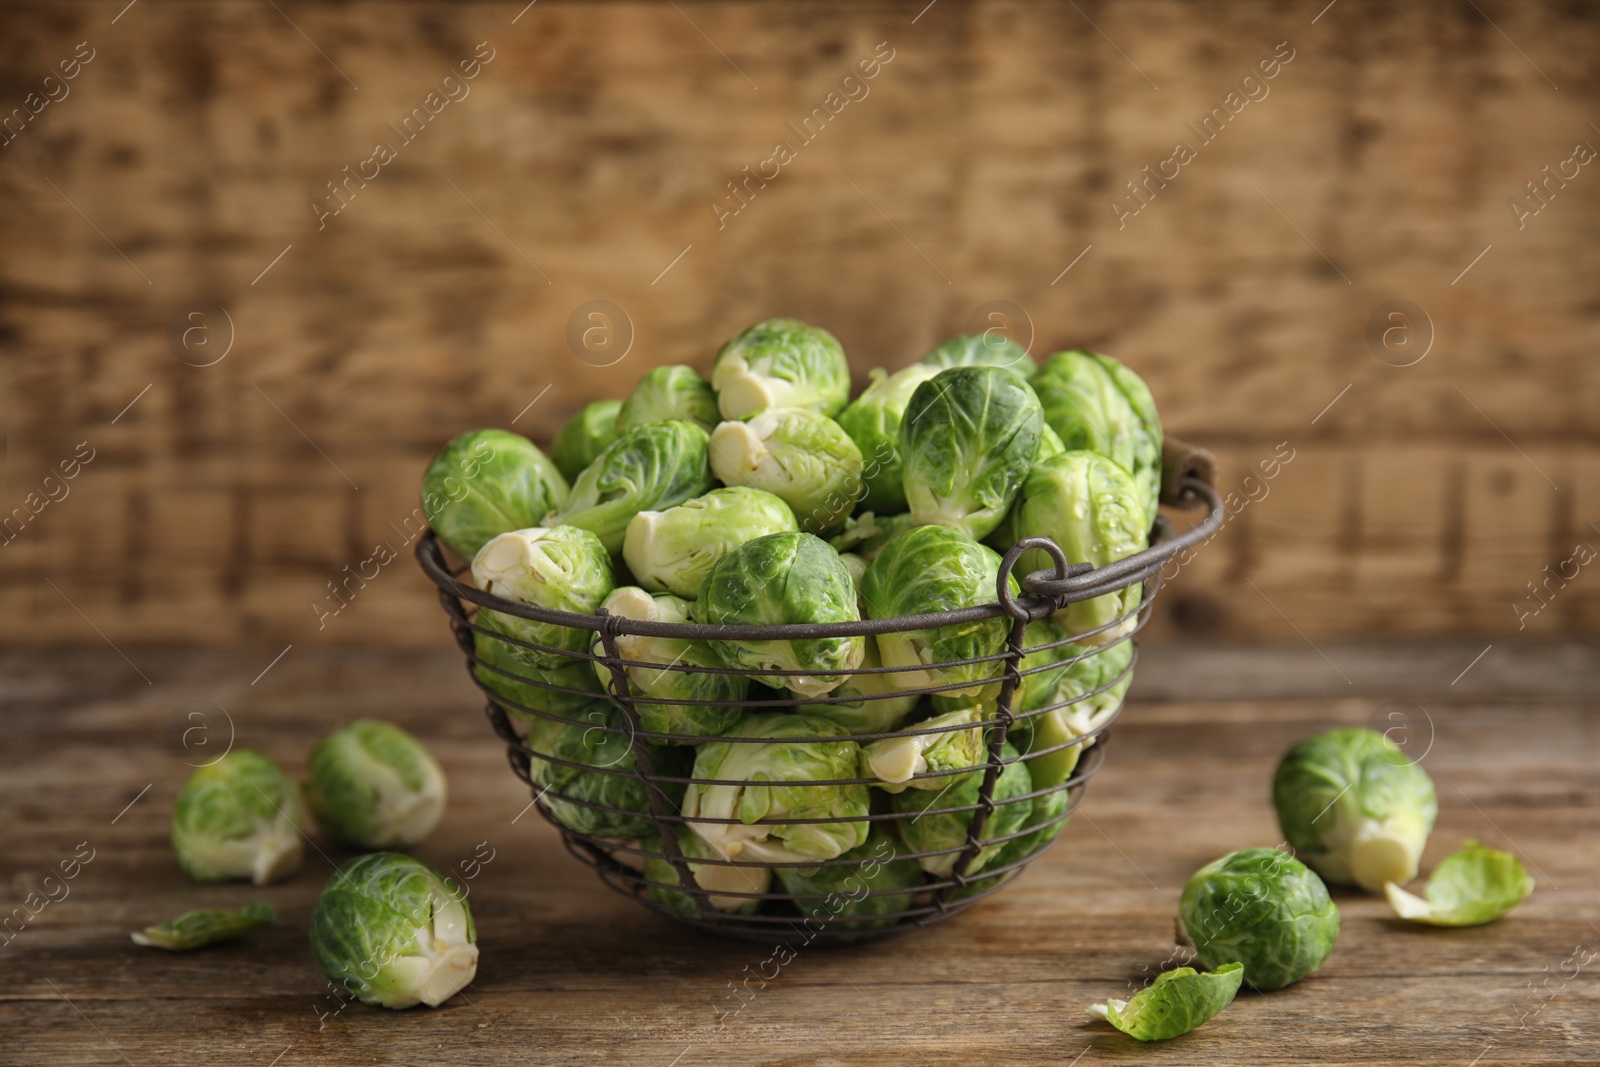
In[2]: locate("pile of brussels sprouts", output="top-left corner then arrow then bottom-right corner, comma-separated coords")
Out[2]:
1088,726 -> 1533,1042
422,318 -> 1166,931
154,722 -> 482,1011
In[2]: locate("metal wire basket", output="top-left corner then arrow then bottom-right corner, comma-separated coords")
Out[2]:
417,438 -> 1222,943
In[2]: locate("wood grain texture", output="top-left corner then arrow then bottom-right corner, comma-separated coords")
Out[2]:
1,643 -> 1596,1066
1,0 -> 1598,647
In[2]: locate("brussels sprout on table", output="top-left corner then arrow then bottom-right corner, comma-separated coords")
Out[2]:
990,450 -> 1148,642
471,526 -> 614,669
616,365 -> 719,435
640,829 -> 773,916
306,719 -> 447,851
1273,727 -> 1437,893
309,852 -> 478,1009
529,699 -> 688,840
131,902 -> 276,951
421,428 -> 569,561
171,750 -> 305,886
623,487 -> 797,600
920,333 -> 1034,380
695,531 -> 866,698
683,713 -> 870,864
711,317 -> 851,420
860,524 -> 1015,701
789,631 -> 920,736
544,419 -> 714,553
863,705 -> 987,793
1032,349 -> 1163,520
1178,848 -> 1340,991
472,609 -> 606,728
589,586 -> 746,739
1384,840 -> 1533,926
900,366 -> 1043,541
777,828 -> 925,936
835,364 -> 942,515
550,399 -> 621,483
709,408 -> 864,535
1088,963 -> 1244,1042
892,741 -> 1032,877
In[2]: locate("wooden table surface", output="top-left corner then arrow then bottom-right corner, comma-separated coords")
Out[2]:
3,641 -> 1596,1067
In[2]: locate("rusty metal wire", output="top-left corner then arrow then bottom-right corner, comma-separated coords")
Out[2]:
418,470 -> 1223,943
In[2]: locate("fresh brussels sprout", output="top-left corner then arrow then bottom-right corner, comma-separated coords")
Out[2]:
711,318 -> 851,420
641,829 -> 773,915
1178,848 -> 1340,991
695,532 -> 866,698
789,630 -> 920,735
860,524 -> 1014,700
1384,840 -> 1533,927
171,750 -> 304,886
1012,633 -> 1134,789
920,333 -> 1034,380
616,365 -> 719,434
892,741 -> 1031,877
131,903 -> 275,951
863,706 -> 987,793
1272,727 -> 1437,893
590,586 -> 746,739
829,510 -> 915,564
544,420 -> 714,553
471,526 -> 614,668
1036,423 -> 1067,462
421,428 -> 569,561
1088,963 -> 1244,1042
309,852 -> 478,1009
950,783 -> 1071,900
991,451 -> 1148,641
306,720 -> 447,851
835,364 -> 942,515
1032,350 -> 1162,520
777,829 -> 925,935
623,487 -> 797,600
683,713 -> 870,864
472,610 -> 606,726
838,551 -> 868,603
709,408 -> 864,535
900,366 -> 1043,540
529,699 -> 688,839
550,400 -> 621,482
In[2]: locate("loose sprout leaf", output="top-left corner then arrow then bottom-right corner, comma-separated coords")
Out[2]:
1087,963 -> 1244,1041
1384,840 -> 1533,926
131,902 -> 276,951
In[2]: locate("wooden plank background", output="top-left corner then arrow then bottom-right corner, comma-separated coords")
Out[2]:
1,0 -> 1598,650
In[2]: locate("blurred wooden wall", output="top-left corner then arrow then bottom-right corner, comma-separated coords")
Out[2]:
2,0 -> 1598,652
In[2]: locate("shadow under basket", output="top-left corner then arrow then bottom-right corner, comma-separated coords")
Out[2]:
416,439 -> 1223,944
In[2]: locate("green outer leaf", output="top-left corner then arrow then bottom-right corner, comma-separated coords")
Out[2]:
836,364 -> 943,514
1089,963 -> 1244,1042
306,719 -> 447,850
171,750 -> 305,885
550,400 -> 621,483
708,408 -> 864,535
859,524 -> 1015,698
131,902 -> 276,951
711,318 -> 851,420
694,531 -> 865,698
1032,350 -> 1162,520
1385,839 -> 1533,926
421,428 -> 569,560
544,419 -> 714,553
829,511 -> 915,564
616,365 -> 719,434
900,366 -> 1043,541
920,334 -> 1034,380
622,487 -> 798,600
1272,727 -> 1437,891
1178,847 -> 1340,991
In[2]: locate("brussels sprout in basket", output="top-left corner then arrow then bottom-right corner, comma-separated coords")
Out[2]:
529,699 -> 689,839
641,829 -> 773,916
544,419 -> 714,553
892,741 -> 1033,877
863,705 -> 987,793
421,428 -> 569,561
550,399 -> 621,482
472,526 -> 615,668
472,609 -> 606,724
836,364 -> 942,515
920,333 -> 1034,381
788,637 -> 920,736
1032,349 -> 1163,521
776,829 -> 926,937
171,750 -> 304,886
711,317 -> 851,420
616,365 -> 719,435
709,408 -> 864,536
623,487 -> 797,600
